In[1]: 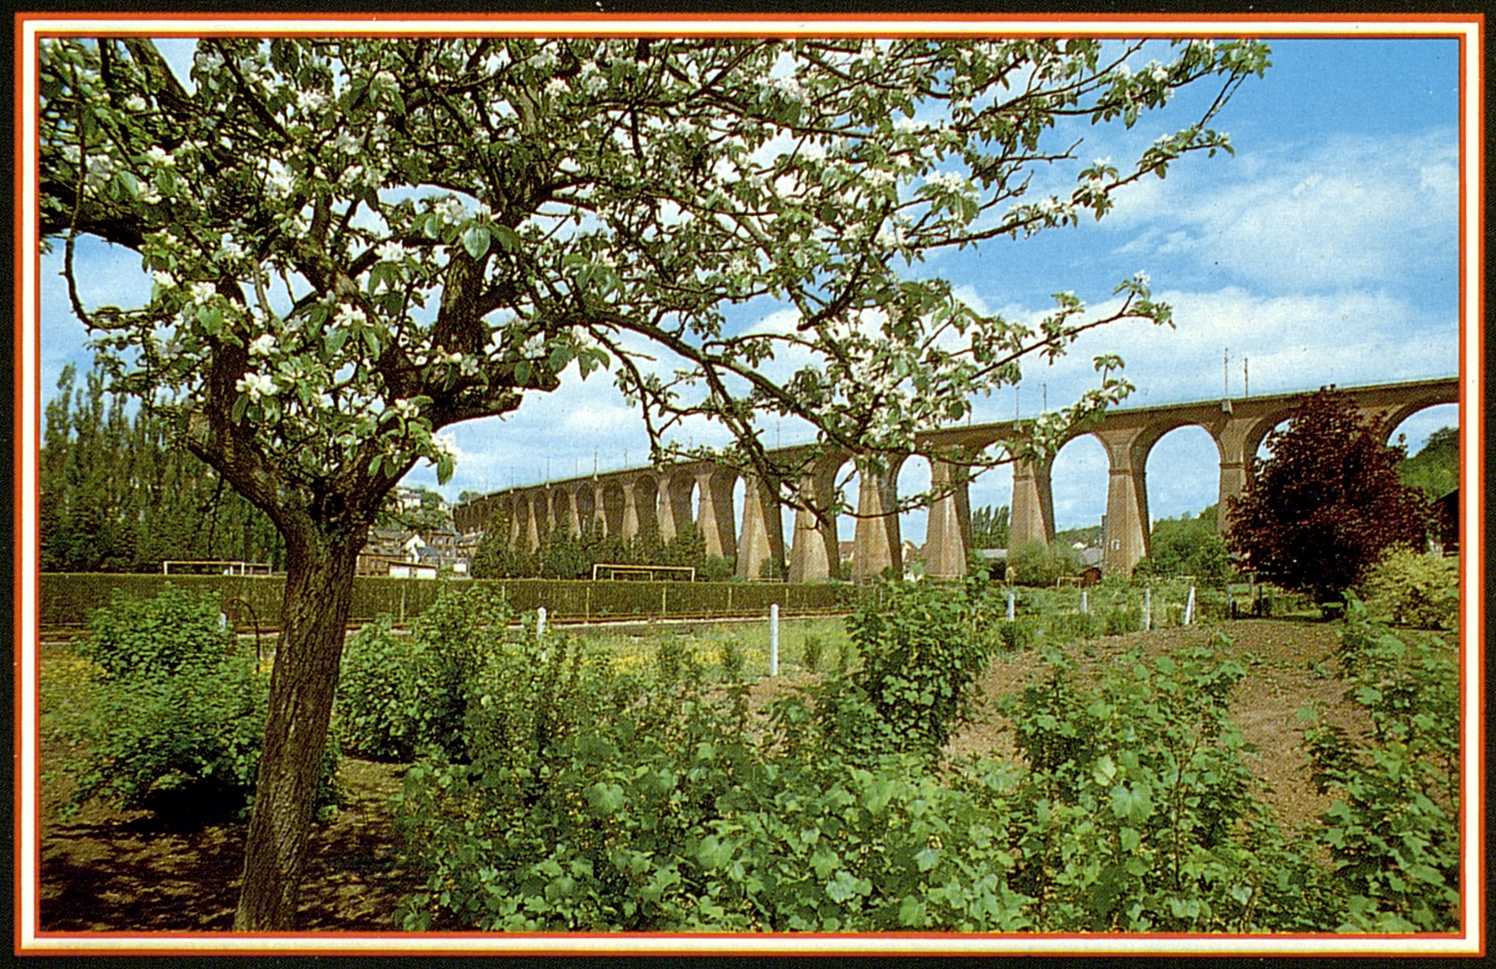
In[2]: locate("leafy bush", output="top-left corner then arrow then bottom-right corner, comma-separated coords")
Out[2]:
837,580 -> 998,756
78,584 -> 233,678
1008,540 -> 1080,587
335,584 -> 513,761
397,625 -> 1036,932
1359,546 -> 1459,630
1102,604 -> 1141,635
1301,602 -> 1459,931
800,634 -> 825,672
1044,610 -> 1102,643
999,639 -> 1339,931
67,588 -> 338,821
996,617 -> 1038,652
396,633 -> 744,930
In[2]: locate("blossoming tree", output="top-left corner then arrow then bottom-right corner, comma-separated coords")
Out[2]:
38,34 -> 1268,928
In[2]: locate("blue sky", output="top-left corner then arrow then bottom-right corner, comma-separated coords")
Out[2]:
38,35 -> 1464,542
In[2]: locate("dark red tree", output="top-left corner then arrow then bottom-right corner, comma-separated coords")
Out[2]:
1226,388 -> 1431,605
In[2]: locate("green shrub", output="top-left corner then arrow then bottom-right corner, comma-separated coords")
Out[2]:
1000,639 -> 1339,931
838,580 -> 997,756
800,634 -> 825,673
1102,603 -> 1140,635
67,588 -> 338,822
1301,602 -> 1459,931
78,584 -> 233,678
334,584 -> 514,761
1008,540 -> 1080,587
1359,546 -> 1459,630
1044,610 -> 1102,644
396,629 -> 1035,933
995,617 -> 1038,652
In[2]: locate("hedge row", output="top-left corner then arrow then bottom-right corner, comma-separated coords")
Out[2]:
40,573 -> 860,628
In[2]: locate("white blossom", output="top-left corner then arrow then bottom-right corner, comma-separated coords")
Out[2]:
145,146 -> 174,169
218,235 -> 245,260
249,333 -> 277,357
377,240 -> 409,263
264,161 -> 294,198
235,371 -> 277,400
925,170 -> 970,194
152,269 -> 175,289
333,304 -> 366,329
189,281 -> 216,305
296,89 -> 326,114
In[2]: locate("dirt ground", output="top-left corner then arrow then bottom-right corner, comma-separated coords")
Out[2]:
39,757 -> 419,932
37,617 -> 1363,933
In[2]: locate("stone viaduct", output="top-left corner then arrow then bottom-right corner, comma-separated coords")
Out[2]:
453,377 -> 1457,581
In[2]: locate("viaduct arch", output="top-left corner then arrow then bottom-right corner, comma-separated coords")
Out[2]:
454,377 -> 1457,580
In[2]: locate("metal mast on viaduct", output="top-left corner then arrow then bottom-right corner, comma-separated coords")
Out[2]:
453,377 -> 1457,581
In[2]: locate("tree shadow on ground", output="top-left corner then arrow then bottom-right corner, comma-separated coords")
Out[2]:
40,759 -> 420,933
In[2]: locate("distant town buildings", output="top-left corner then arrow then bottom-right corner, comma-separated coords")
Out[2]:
354,488 -> 478,578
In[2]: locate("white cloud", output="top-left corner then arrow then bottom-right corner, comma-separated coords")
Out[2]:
1108,129 -> 1458,291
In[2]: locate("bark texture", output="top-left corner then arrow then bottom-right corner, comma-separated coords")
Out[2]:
233,527 -> 362,930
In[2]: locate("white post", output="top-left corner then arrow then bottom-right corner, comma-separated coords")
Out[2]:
1143,587 -> 1152,632
769,604 -> 780,677
1080,589 -> 1089,615
536,606 -> 547,639
1184,585 -> 1196,625
1006,589 -> 1015,622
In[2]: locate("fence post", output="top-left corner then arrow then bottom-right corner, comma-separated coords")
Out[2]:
728,583 -> 733,616
536,606 -> 547,639
399,583 -> 407,624
585,585 -> 591,622
1080,589 -> 1089,615
1142,586 -> 1152,632
661,585 -> 668,618
769,603 -> 780,677
1184,585 -> 1196,625
1006,589 -> 1015,622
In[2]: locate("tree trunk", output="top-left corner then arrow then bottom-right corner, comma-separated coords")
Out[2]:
233,526 -> 362,930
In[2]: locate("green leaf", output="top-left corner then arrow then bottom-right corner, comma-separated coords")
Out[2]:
514,360 -> 531,385
324,326 -> 349,357
696,835 -> 731,870
492,224 -> 521,251
586,781 -> 625,816
462,225 -> 492,260
898,894 -> 927,927
914,846 -> 940,872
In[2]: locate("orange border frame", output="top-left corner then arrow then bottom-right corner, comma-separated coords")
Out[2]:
11,11 -> 1486,958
